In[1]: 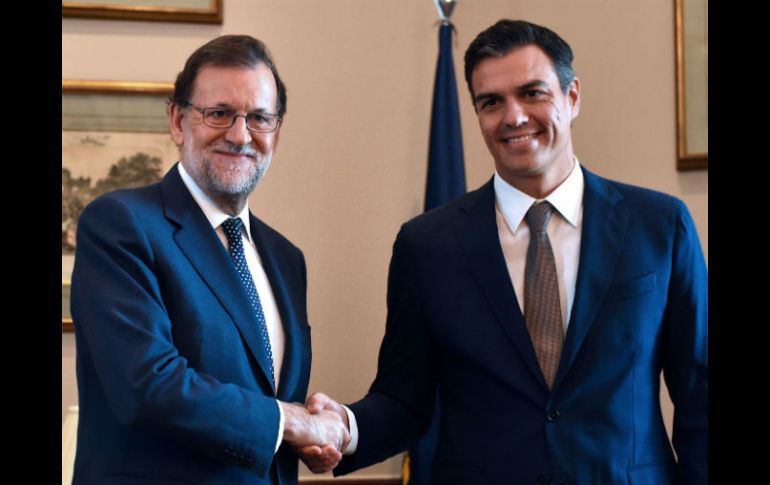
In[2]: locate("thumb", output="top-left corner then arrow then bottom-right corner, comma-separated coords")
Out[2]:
305,392 -> 334,414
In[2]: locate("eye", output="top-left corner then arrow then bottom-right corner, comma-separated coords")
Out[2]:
478,98 -> 500,110
247,113 -> 270,124
524,89 -> 547,99
206,109 -> 232,120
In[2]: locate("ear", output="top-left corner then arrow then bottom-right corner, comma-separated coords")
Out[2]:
168,102 -> 186,146
568,77 -> 581,120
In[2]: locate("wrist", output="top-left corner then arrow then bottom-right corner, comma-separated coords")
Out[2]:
278,401 -> 302,441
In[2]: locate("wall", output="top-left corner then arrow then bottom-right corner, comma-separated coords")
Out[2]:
62,0 -> 707,480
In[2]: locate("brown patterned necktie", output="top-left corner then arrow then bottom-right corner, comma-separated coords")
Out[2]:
524,201 -> 563,389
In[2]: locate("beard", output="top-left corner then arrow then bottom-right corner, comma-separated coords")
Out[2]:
184,140 -> 272,200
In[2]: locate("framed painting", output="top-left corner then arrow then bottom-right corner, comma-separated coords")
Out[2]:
62,0 -> 222,24
62,80 -> 178,331
675,0 -> 708,170
63,281 -> 73,332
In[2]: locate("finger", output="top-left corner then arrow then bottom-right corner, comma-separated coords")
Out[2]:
302,445 -> 341,474
295,445 -> 322,458
320,444 -> 342,462
309,463 -> 333,474
305,392 -> 330,414
340,430 -> 352,453
305,458 -> 333,474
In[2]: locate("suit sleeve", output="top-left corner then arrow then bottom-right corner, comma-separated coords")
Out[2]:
661,200 -> 708,484
336,226 -> 438,474
72,195 -> 280,476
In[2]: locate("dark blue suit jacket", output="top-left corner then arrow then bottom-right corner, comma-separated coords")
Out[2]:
337,167 -> 707,485
71,165 -> 312,485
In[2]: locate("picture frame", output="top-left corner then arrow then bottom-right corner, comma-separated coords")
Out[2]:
674,0 -> 708,171
62,80 -> 177,331
62,0 -> 223,24
63,281 -> 73,332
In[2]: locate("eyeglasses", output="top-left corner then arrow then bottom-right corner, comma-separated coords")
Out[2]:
186,103 -> 281,133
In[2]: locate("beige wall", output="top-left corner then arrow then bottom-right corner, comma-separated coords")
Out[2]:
62,0 -> 707,480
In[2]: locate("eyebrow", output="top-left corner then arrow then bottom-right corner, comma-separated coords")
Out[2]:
206,103 -> 272,114
473,80 -> 551,106
473,92 -> 500,106
517,80 -> 550,92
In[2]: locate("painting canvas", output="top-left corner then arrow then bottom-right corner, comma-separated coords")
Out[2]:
62,131 -> 178,255
62,81 -> 177,329
675,0 -> 708,170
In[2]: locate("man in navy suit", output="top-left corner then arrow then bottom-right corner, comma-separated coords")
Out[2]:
301,20 -> 707,484
71,35 -> 349,484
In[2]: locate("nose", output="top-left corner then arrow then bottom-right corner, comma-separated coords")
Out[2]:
224,115 -> 253,146
502,100 -> 528,127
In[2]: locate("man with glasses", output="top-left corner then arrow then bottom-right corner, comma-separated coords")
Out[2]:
71,35 -> 348,485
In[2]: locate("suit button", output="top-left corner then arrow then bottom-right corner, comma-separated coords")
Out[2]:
546,409 -> 560,422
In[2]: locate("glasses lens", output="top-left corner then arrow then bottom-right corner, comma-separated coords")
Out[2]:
246,113 -> 277,133
196,106 -> 278,132
203,108 -> 234,128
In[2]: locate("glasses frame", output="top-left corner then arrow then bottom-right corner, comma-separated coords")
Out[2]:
185,102 -> 281,133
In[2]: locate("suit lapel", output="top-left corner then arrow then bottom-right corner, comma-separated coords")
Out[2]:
553,167 -> 628,389
161,166 -> 276,394
453,181 -> 546,387
248,216 -> 304,401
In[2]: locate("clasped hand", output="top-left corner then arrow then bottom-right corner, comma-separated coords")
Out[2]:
280,392 -> 349,473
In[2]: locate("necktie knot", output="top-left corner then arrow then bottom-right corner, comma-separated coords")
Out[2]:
222,217 -> 244,248
525,201 -> 554,234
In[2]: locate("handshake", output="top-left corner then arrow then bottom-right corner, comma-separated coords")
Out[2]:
279,392 -> 350,473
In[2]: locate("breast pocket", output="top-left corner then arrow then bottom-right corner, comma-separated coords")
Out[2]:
609,271 -> 657,300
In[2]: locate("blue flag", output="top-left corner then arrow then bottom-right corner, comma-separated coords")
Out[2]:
424,22 -> 466,212
407,21 -> 465,485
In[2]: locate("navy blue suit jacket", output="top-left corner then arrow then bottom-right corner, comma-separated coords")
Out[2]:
337,167 -> 707,485
71,165 -> 311,484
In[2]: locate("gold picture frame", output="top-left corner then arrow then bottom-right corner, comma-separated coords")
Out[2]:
62,0 -> 222,24
62,80 -> 177,332
62,281 -> 74,332
675,0 -> 708,170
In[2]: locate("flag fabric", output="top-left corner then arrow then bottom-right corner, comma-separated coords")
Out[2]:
406,20 -> 466,485
424,22 -> 466,212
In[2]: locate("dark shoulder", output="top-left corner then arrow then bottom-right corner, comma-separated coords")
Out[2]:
393,181 -> 493,248
585,168 -> 688,216
80,182 -> 163,222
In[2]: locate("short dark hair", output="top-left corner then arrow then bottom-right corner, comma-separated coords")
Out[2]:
464,19 -> 575,101
171,35 -> 287,118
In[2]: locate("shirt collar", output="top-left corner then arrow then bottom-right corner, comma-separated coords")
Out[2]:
493,157 -> 584,234
177,163 -> 253,242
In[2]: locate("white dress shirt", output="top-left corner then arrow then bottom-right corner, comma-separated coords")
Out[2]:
494,159 -> 584,334
178,163 -> 286,453
345,159 -> 585,455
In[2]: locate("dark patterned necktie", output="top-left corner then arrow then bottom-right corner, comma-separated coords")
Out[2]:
524,202 -> 563,389
222,217 -> 274,386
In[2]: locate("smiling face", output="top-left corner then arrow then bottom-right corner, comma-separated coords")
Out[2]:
169,63 -> 281,213
471,45 -> 580,198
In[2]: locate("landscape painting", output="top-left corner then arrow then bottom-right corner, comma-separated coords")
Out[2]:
62,81 -> 176,329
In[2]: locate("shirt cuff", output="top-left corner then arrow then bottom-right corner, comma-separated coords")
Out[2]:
341,404 -> 359,455
275,399 -> 285,454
